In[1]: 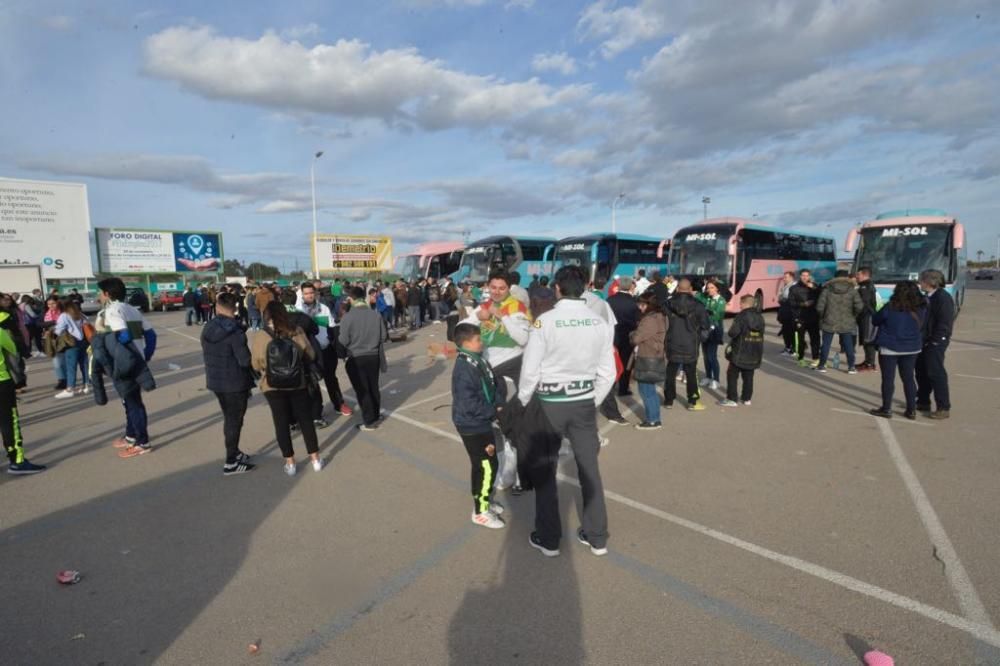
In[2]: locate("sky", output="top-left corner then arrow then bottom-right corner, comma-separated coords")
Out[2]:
2,0 -> 998,271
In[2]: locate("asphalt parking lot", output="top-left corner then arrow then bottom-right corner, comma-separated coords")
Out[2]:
2,284 -> 999,665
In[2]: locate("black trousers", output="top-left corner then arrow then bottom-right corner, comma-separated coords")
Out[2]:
346,355 -> 382,425
264,389 -> 318,458
320,340 -> 345,409
1,379 -> 25,464
599,389 -> 624,420
862,343 -> 878,367
460,431 -> 498,514
780,322 -> 795,352
878,353 -> 917,412
916,344 -> 950,410
214,390 -> 249,464
615,341 -> 633,394
664,361 -> 698,405
796,321 -> 820,361
725,364 -> 755,402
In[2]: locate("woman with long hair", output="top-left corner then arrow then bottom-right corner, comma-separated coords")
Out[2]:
869,281 -> 926,420
251,300 -> 320,475
630,291 -> 668,430
19,295 -> 44,357
695,280 -> 726,389
53,299 -> 90,398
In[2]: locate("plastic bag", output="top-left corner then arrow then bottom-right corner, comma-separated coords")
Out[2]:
495,434 -> 518,490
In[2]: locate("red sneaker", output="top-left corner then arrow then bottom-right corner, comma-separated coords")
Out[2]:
339,404 -> 353,416
112,437 -> 135,449
118,444 -> 152,459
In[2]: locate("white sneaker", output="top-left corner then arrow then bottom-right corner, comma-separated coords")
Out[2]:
311,458 -> 323,472
284,462 -> 297,477
710,380 -> 720,390
471,511 -> 505,529
676,373 -> 685,382
699,378 -> 711,387
599,436 -> 610,448
54,389 -> 75,399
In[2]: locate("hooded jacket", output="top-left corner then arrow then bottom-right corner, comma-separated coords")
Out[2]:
201,315 -> 255,393
664,292 -> 708,364
451,348 -> 507,433
816,277 -> 863,334
90,331 -> 157,399
727,309 -> 766,369
0,312 -> 21,383
788,281 -> 820,324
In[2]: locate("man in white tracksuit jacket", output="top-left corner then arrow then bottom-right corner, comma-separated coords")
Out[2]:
518,265 -> 616,557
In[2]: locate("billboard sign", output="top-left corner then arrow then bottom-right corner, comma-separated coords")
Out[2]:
96,228 -> 223,274
0,177 -> 94,278
313,234 -> 393,274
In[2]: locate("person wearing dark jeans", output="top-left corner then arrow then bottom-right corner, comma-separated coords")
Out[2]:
201,292 -> 256,475
338,286 -> 389,430
266,389 -> 319,455
878,354 -> 918,416
122,390 -> 150,448
868,281 -> 926,420
915,270 -> 954,419
346,355 -> 382,427
725,365 -> 754,403
663,361 -> 698,408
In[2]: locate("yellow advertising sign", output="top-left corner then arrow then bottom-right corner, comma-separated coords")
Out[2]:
312,234 -> 393,274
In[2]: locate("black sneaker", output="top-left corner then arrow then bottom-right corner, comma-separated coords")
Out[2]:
223,461 -> 256,476
313,418 -> 330,429
606,416 -> 629,425
528,532 -> 560,557
635,421 -> 662,430
236,451 -> 252,464
8,460 -> 47,475
868,407 -> 893,419
576,528 -> 608,556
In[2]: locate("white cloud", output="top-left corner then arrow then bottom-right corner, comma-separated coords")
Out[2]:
577,0 -> 666,59
42,15 -> 74,31
531,52 -> 577,76
279,23 -> 322,40
143,26 -> 579,131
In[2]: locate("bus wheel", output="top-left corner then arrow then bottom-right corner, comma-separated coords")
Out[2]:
754,290 -> 763,312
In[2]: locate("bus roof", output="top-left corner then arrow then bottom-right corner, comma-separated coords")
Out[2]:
863,210 -> 956,228
465,235 -> 555,246
675,217 -> 835,241
398,241 -> 464,257
555,232 -> 663,244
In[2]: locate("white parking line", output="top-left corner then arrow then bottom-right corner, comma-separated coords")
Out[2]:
875,418 -> 996,629
166,327 -> 202,343
829,407 -> 933,427
392,390 -> 453,412
365,400 -> 1000,648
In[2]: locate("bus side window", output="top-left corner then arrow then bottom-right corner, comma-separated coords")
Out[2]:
428,256 -> 441,279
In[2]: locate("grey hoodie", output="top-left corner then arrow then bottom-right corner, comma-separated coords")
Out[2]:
337,303 -> 389,359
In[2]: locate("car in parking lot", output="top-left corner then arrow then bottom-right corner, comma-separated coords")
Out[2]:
79,291 -> 102,316
973,269 -> 995,280
152,290 -> 184,311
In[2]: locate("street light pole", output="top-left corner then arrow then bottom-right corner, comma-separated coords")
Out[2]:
310,151 -> 324,279
702,196 -> 711,221
611,192 -> 625,233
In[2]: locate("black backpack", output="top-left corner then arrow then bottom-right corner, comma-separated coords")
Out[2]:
265,329 -> 303,389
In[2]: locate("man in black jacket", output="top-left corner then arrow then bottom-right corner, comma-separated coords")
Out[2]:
201,292 -> 255,475
788,269 -> 821,367
183,286 -> 198,327
664,279 -> 709,411
855,267 -> 878,371
607,277 -> 640,396
647,271 -> 671,309
916,269 -> 955,419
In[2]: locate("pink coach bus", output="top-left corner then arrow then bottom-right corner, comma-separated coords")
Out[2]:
669,218 -> 837,313
391,242 -> 464,282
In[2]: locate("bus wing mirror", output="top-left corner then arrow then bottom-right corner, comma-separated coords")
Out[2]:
845,228 -> 859,253
657,240 -> 668,259
543,244 -> 553,262
953,224 -> 965,249
728,236 -> 739,257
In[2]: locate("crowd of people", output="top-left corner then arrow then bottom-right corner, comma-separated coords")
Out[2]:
0,264 -> 957,562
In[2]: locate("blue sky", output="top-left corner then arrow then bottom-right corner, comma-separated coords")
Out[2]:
2,0 -> 998,270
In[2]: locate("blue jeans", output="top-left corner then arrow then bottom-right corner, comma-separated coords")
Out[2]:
53,353 -> 66,382
63,344 -> 89,389
185,307 -> 197,326
123,390 -> 149,445
879,353 -> 918,412
819,332 -> 856,369
702,341 -> 720,381
637,382 -> 661,424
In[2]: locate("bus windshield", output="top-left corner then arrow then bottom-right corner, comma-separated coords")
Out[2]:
672,226 -> 734,279
555,241 -> 594,279
857,225 -> 951,282
393,255 -> 422,281
459,246 -> 494,283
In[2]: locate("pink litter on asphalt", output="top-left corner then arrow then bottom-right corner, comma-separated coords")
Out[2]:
864,650 -> 894,666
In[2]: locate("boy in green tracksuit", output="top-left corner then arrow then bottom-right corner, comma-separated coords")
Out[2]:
0,311 -> 46,475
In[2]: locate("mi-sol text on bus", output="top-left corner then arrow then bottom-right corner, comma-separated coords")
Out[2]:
551,233 -> 669,295
451,235 -> 555,285
844,209 -> 967,310
669,217 -> 837,314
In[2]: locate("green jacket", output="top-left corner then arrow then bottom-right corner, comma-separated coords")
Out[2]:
695,292 -> 726,325
0,312 -> 18,383
816,278 -> 864,334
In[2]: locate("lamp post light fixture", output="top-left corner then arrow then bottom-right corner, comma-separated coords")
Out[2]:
611,192 -> 625,233
310,150 -> 324,279
702,196 -> 711,221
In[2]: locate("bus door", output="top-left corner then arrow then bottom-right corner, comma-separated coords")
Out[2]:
594,239 -> 613,285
